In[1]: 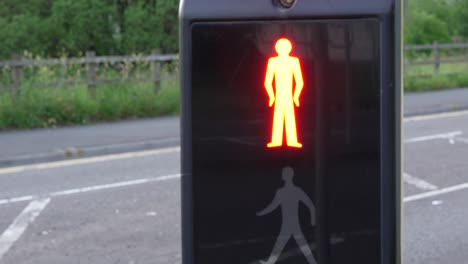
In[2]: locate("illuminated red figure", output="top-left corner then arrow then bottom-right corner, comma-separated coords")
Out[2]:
265,38 -> 304,148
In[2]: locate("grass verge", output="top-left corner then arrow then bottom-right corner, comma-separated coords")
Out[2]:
404,56 -> 468,92
0,79 -> 179,130
405,73 -> 468,92
0,64 -> 467,129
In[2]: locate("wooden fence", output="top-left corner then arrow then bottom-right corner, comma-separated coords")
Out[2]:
0,51 -> 178,102
405,42 -> 468,74
0,42 -> 466,98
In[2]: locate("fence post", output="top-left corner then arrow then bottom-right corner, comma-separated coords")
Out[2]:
433,41 -> 440,74
12,54 -> 23,105
152,49 -> 162,94
86,51 -> 97,98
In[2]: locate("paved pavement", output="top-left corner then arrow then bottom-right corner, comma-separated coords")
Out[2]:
0,117 -> 180,167
404,88 -> 468,116
1,109 -> 468,263
2,88 -> 468,168
0,88 -> 468,263
0,149 -> 181,264
403,112 -> 468,264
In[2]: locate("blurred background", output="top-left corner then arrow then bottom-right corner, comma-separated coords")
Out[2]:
0,0 -> 179,129
0,0 -> 466,129
1,1 -> 468,264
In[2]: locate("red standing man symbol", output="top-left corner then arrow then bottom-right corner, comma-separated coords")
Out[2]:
265,38 -> 304,148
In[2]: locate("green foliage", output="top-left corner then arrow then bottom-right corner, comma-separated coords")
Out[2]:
0,0 -> 54,18
0,0 -> 33,17
404,53 -> 468,92
121,2 -> 156,54
456,0 -> 468,38
49,0 -> 117,56
0,81 -> 180,130
404,0 -> 458,45
154,0 -> 179,53
0,0 -> 180,59
404,11 -> 451,45
120,0 -> 178,54
405,73 -> 468,92
3,0 -> 468,57
0,15 -> 44,58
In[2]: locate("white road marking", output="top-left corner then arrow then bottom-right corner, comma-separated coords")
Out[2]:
0,173 -> 181,206
0,147 -> 180,176
0,196 -> 36,206
404,109 -> 468,122
51,173 -> 180,197
403,172 -> 438,191
146,212 -> 158,217
0,198 -> 50,260
404,181 -> 468,203
404,131 -> 462,143
0,169 -> 465,210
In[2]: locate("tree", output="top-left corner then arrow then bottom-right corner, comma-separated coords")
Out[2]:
120,0 -> 179,54
456,0 -> 468,38
405,0 -> 461,44
0,15 -> 44,59
154,0 -> 179,53
120,2 -> 155,53
48,0 -> 117,56
0,0 -> 180,59
0,0 -> 32,17
404,11 -> 451,45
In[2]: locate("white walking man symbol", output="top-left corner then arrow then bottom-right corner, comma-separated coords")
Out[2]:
257,167 -> 317,264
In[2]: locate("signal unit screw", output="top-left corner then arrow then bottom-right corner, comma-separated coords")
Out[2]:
279,0 -> 295,8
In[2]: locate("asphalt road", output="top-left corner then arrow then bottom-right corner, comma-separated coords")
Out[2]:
1,111 -> 468,264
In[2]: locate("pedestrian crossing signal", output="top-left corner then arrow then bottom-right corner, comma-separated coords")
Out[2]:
181,0 -> 402,263
265,38 -> 304,149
